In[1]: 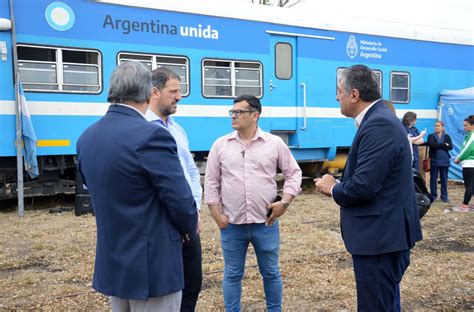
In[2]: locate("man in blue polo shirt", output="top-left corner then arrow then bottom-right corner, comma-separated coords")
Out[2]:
146,67 -> 203,312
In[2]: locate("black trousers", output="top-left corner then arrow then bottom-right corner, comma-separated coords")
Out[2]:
352,250 -> 410,312
462,167 -> 474,205
181,234 -> 202,312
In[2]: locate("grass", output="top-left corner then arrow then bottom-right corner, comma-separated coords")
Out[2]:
0,184 -> 473,310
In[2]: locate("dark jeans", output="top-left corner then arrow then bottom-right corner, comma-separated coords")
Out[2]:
430,165 -> 449,200
181,234 -> 202,312
352,250 -> 410,312
462,167 -> 474,205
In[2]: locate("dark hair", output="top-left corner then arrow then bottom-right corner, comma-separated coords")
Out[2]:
233,94 -> 262,115
465,115 -> 474,125
339,65 -> 381,102
107,62 -> 152,104
151,67 -> 180,90
402,111 -> 417,127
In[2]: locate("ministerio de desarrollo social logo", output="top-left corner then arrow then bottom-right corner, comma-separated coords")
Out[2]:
45,2 -> 75,31
346,35 -> 358,59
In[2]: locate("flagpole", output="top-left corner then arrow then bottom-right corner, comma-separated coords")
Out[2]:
9,0 -> 25,217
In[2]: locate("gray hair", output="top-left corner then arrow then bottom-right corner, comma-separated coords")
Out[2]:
107,62 -> 152,104
151,67 -> 181,90
339,65 -> 381,102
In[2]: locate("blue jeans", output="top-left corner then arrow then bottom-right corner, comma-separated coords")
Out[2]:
220,222 -> 282,312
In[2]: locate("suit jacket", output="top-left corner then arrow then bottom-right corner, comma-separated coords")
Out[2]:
332,100 -> 423,255
77,104 -> 198,300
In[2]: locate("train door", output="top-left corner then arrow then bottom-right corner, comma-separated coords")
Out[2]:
266,35 -> 297,132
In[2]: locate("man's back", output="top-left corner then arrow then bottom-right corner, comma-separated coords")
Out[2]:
77,104 -> 198,300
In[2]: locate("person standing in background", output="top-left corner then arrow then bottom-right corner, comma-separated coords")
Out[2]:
402,112 -> 426,170
427,121 -> 453,202
146,67 -> 203,312
454,115 -> 474,212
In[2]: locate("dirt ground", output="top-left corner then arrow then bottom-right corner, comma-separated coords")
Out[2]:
0,183 -> 473,311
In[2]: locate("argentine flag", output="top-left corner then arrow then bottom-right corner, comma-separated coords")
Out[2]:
18,83 -> 39,179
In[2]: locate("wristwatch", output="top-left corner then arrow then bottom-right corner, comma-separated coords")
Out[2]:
281,200 -> 290,209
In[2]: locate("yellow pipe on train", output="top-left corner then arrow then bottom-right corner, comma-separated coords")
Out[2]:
322,153 -> 347,175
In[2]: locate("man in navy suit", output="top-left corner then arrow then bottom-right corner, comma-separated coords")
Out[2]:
77,62 -> 198,311
315,65 -> 422,311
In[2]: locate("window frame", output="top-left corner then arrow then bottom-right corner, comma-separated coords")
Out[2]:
117,52 -> 190,97
17,44 -> 102,94
201,58 -> 263,98
390,71 -> 410,104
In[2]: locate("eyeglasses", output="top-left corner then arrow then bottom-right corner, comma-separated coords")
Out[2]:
228,109 -> 256,117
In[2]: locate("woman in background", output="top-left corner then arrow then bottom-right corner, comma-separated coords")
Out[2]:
454,115 -> 474,212
427,121 -> 453,202
402,112 -> 426,170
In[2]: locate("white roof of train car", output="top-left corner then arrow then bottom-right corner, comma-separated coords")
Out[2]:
97,0 -> 474,46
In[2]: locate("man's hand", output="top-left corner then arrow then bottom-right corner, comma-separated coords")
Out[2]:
314,174 -> 337,197
208,203 -> 229,229
213,212 -> 229,229
266,201 -> 287,226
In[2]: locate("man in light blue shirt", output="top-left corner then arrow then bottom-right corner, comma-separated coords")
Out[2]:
146,67 -> 203,312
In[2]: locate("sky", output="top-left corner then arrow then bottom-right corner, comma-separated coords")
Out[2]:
226,0 -> 474,33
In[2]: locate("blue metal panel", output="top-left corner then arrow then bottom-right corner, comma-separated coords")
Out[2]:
0,115 -> 16,156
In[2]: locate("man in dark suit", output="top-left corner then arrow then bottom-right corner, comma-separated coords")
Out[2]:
77,62 -> 198,311
315,65 -> 422,311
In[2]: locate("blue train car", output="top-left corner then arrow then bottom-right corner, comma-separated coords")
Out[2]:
0,0 -> 473,198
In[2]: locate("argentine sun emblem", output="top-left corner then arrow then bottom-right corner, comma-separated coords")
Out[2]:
346,35 -> 358,59
45,2 -> 75,31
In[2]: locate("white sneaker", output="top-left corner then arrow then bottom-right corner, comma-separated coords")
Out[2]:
452,205 -> 470,212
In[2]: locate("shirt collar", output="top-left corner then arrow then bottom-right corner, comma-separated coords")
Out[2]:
228,127 -> 266,142
116,103 -> 147,120
144,109 -> 174,126
354,99 -> 380,128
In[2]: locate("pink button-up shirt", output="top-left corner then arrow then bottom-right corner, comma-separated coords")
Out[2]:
205,128 -> 302,224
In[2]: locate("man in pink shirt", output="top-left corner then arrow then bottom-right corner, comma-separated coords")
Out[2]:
205,95 -> 302,311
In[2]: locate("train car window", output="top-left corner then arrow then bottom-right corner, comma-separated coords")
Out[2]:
275,43 -> 292,79
17,45 -> 101,93
390,72 -> 410,103
62,50 -> 100,92
202,59 -> 262,98
18,46 -> 58,91
118,53 -> 189,96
